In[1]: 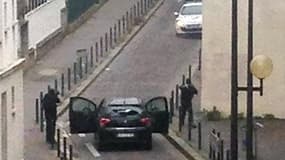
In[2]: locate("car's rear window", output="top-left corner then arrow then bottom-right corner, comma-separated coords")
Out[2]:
100,105 -> 143,117
181,5 -> 202,15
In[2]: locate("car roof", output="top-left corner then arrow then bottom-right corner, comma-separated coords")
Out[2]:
183,2 -> 202,7
108,97 -> 142,106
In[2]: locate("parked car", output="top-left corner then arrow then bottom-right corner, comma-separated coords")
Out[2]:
174,2 -> 202,36
68,96 -> 169,150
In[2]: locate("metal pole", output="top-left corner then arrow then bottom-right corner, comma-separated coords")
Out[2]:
175,84 -> 179,109
95,42 -> 99,63
105,32 -> 108,53
171,90 -> 174,116
63,137 -> 67,160
231,0 -> 239,159
110,27 -> 113,48
198,122 -> 202,150
90,46 -> 94,68
54,79 -> 58,93
189,65 -> 192,83
61,73 -> 64,97
67,68 -> 71,90
35,98 -> 39,124
198,48 -> 202,71
79,57 -> 83,79
178,106 -> 182,132
100,37 -> 103,57
40,92 -> 44,132
118,19 -> 121,39
114,24 -> 117,44
73,62 -> 77,84
57,129 -> 61,157
182,74 -> 185,85
85,56 -> 88,75
188,108 -> 192,141
69,145 -> 73,160
122,15 -> 125,35
246,0 -> 254,159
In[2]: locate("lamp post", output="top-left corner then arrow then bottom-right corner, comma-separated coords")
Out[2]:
231,0 -> 273,159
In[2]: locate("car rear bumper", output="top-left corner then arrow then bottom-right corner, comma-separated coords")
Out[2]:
98,127 -> 151,144
176,26 -> 202,34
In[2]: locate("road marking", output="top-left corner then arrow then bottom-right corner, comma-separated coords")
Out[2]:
85,142 -> 101,158
78,133 -> 86,137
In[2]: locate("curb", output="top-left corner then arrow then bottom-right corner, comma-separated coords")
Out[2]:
56,0 -> 165,117
165,129 -> 207,160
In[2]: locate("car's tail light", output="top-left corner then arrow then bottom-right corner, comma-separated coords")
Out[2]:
99,117 -> 111,127
140,117 -> 151,126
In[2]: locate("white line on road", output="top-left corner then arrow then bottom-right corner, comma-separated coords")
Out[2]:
85,142 -> 101,158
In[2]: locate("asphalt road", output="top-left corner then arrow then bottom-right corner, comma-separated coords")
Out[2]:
59,0 -> 201,159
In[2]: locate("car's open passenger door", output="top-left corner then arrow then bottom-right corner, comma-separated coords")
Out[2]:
145,96 -> 169,134
69,97 -> 97,134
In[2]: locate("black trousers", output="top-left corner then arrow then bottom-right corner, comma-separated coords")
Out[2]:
181,104 -> 193,125
46,118 -> 56,145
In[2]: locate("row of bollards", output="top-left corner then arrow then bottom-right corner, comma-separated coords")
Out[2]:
57,129 -> 73,160
209,129 -> 229,160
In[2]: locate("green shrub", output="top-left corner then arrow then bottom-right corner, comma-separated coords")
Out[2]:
263,113 -> 275,119
207,106 -> 222,121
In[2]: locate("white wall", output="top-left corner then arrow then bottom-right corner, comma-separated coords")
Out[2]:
0,63 -> 24,160
0,0 -> 19,69
202,0 -> 285,118
25,0 -> 65,49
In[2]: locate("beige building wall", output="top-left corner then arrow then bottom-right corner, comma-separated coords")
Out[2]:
0,62 -> 24,160
202,0 -> 285,118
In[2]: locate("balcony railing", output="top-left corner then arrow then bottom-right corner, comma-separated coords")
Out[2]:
24,0 -> 48,14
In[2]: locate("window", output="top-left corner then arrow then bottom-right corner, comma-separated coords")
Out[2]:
1,92 -> 8,160
4,2 -> 7,27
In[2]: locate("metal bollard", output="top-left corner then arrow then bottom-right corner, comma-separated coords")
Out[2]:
141,0 -> 143,15
54,79 -> 58,93
130,8 -> 133,26
118,19 -> 121,39
73,62 -> 77,84
213,149 -> 216,160
67,68 -> 71,91
100,37 -> 103,57
57,129 -> 61,157
182,74 -> 185,85
47,85 -> 51,92
226,150 -> 230,160
137,2 -> 140,17
63,137 -> 67,160
40,92 -> 44,132
198,48 -> 202,71
175,84 -> 179,109
85,56 -> 88,75
221,140 -> 224,160
122,16 -> 125,35
105,32 -> 108,53
143,0 -> 146,14
170,90 -> 174,116
90,46 -> 94,68
69,145 -> 73,160
114,24 -> 117,44
79,57 -> 83,79
126,11 -> 129,32
178,106 -> 182,132
35,98 -> 39,124
198,122 -> 202,150
61,73 -> 64,97
110,27 -> 113,48
189,65 -> 192,82
134,5 -> 137,18
188,109 -> 192,141
95,42 -> 99,63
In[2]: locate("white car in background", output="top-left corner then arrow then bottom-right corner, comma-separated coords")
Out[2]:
174,2 -> 202,36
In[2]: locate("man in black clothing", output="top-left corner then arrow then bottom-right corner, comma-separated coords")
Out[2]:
42,89 -> 60,149
179,78 -> 198,127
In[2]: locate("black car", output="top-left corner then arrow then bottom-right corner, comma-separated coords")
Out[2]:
68,96 -> 169,150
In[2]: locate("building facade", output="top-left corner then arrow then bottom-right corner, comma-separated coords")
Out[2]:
0,0 -> 26,159
202,0 -> 285,118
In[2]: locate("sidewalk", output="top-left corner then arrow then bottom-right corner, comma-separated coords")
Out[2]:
23,0 -> 145,159
167,66 -> 285,160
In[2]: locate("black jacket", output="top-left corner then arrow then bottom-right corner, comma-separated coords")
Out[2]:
179,84 -> 198,106
43,92 -> 60,119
